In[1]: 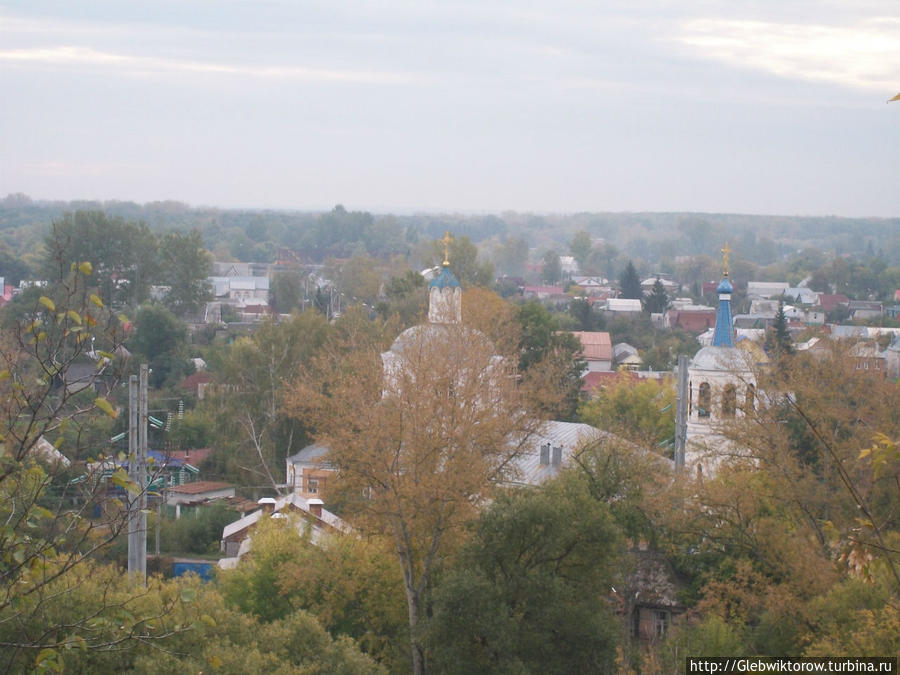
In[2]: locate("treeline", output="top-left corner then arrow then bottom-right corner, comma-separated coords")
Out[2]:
2,193 -> 898,272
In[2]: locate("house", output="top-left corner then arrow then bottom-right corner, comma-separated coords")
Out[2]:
571,276 -> 609,296
849,342 -> 887,377
209,275 -> 270,306
640,277 -> 679,294
219,492 -> 350,561
848,301 -> 883,320
166,447 -> 213,466
570,331 -> 613,372
816,294 -> 850,313
181,371 -> 213,399
665,305 -> 716,333
746,281 -> 789,299
783,287 -> 819,305
286,444 -> 334,501
627,549 -> 685,642
884,334 -> 900,379
605,298 -> 642,315
522,285 -> 568,305
613,342 -> 642,370
167,481 -> 235,518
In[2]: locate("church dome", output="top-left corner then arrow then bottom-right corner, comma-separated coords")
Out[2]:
690,345 -> 746,371
717,277 -> 733,294
429,266 -> 461,289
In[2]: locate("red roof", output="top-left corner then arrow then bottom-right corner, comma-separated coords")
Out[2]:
167,447 -> 212,465
182,371 -> 212,394
169,480 -> 233,495
582,370 -> 638,393
816,294 -> 850,311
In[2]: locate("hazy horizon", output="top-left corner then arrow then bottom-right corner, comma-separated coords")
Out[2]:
2,1 -> 899,218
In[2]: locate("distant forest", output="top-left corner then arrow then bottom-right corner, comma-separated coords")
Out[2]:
2,192 -> 898,277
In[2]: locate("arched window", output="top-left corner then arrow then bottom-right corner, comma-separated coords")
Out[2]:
722,384 -> 736,417
745,384 -> 756,412
698,382 -> 711,418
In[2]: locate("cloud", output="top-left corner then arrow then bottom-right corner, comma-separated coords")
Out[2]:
673,17 -> 900,92
0,45 -> 424,85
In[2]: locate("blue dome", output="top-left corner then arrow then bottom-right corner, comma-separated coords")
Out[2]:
717,277 -> 733,294
429,266 -> 461,289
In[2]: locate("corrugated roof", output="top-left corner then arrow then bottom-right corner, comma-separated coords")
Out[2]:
571,331 -> 612,361
170,481 -> 233,495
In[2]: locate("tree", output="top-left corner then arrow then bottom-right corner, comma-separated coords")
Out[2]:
428,474 -> 623,674
765,299 -> 793,359
579,376 -> 676,447
619,260 -> 642,299
493,236 -> 528,277
541,249 -> 562,284
287,320 -> 558,675
221,516 -> 409,669
270,271 -> 303,313
0,257 -> 174,668
44,211 -> 158,308
157,230 -> 212,317
127,303 -> 190,388
203,311 -> 332,490
569,230 -> 592,271
643,277 -> 669,314
516,301 -> 584,419
428,235 -> 494,287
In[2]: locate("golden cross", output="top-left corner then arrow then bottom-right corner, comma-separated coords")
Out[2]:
721,242 -> 731,277
441,231 -> 453,266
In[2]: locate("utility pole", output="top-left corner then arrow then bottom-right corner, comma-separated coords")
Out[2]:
127,364 -> 148,583
674,354 -> 689,471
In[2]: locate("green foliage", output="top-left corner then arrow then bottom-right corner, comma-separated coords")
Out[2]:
158,503 -> 238,555
643,277 -> 669,314
429,234 -> 494,287
219,516 -> 309,622
541,249 -> 562,284
516,301 -> 584,419
619,260 -> 642,300
428,474 -> 623,674
44,211 -> 158,308
0,559 -> 383,674
158,229 -> 213,317
569,230 -> 592,270
270,271 -> 303,313
201,311 -> 331,488
493,236 -> 528,277
579,377 -> 676,447
127,303 -> 190,388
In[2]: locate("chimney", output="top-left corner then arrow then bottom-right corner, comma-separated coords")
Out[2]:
258,497 -> 276,514
540,443 -> 550,465
308,498 -> 324,518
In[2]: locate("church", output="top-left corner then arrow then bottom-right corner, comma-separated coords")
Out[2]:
685,245 -> 766,475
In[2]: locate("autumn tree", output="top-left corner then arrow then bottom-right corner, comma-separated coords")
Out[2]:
579,376 -> 676,448
287,319 -> 558,674
0,258 -> 176,668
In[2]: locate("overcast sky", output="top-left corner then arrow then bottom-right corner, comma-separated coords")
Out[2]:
1,1 -> 899,216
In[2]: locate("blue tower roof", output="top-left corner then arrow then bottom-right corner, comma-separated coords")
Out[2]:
712,276 -> 735,347
429,265 -> 461,289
